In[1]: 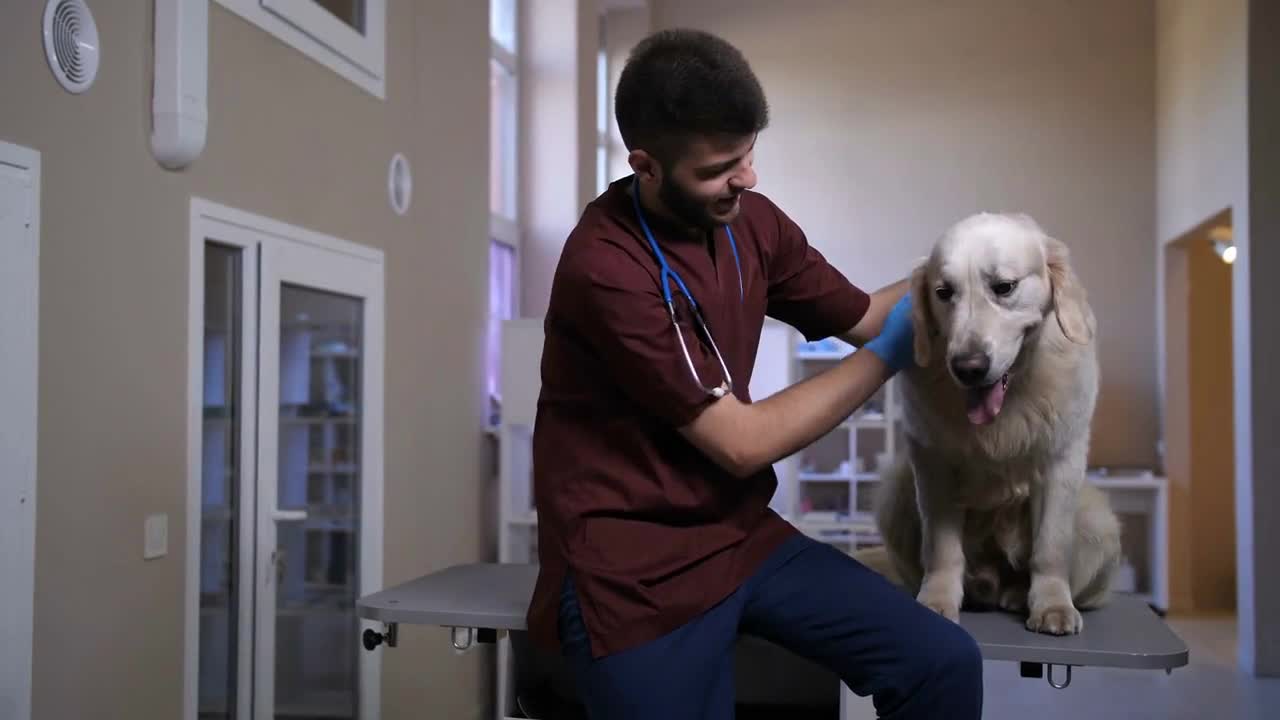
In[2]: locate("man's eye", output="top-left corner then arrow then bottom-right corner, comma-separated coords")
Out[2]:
935,285 -> 955,301
991,280 -> 1018,297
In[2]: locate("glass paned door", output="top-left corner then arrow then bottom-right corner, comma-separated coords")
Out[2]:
256,239 -> 383,720
274,286 -> 362,718
198,241 -> 255,720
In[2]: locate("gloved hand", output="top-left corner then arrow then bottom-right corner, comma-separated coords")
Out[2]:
862,292 -> 915,373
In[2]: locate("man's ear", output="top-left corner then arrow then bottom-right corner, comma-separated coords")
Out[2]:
911,262 -> 935,367
1043,235 -> 1094,344
627,149 -> 661,183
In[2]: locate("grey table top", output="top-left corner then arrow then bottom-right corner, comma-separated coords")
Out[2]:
358,562 -> 539,631
958,595 -> 1188,670
356,563 -> 1188,671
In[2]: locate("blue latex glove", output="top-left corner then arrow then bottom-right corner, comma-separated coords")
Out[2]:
862,292 -> 915,373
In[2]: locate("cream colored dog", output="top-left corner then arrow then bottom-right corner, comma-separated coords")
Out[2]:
871,212 -> 1121,635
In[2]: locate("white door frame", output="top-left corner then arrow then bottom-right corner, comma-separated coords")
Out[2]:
185,206 -> 259,720
0,140 -> 40,720
185,198 -> 384,720
254,212 -> 385,720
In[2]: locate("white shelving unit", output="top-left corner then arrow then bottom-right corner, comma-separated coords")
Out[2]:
1086,469 -> 1169,611
493,319 -> 543,720
789,337 -> 904,549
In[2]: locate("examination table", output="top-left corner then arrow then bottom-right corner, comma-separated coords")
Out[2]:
355,562 -> 1189,718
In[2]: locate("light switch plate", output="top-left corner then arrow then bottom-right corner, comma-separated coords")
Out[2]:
144,513 -> 168,560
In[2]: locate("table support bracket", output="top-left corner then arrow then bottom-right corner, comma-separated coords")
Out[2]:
362,622 -> 398,651
1047,663 -> 1073,689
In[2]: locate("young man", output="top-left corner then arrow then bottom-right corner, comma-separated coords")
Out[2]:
524,28 -> 982,719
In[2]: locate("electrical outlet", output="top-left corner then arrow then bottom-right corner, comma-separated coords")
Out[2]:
144,513 -> 168,560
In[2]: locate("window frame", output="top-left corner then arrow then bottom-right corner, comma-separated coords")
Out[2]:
487,0 -> 521,430
596,16 -> 610,195
214,0 -> 387,99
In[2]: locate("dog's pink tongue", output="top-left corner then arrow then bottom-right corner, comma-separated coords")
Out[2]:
965,379 -> 1007,425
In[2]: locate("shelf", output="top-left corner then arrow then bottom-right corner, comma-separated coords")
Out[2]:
1087,472 -> 1165,490
798,470 -> 853,482
842,415 -> 887,429
794,517 -> 877,534
282,417 -> 357,426
795,350 -> 851,361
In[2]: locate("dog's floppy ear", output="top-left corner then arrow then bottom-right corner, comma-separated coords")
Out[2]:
1044,235 -> 1094,344
910,262 -> 935,366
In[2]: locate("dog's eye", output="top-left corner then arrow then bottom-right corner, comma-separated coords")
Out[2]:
991,280 -> 1018,297
934,284 -> 954,302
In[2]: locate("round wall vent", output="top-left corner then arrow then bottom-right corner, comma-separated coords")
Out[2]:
388,153 -> 412,216
42,0 -> 100,94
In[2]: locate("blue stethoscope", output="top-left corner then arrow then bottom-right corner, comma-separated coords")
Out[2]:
631,177 -> 742,398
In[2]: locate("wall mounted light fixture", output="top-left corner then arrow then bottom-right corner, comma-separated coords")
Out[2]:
1208,226 -> 1236,264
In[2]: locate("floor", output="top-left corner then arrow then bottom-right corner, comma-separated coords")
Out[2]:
980,613 -> 1280,719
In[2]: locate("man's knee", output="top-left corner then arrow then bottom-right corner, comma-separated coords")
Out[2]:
935,621 -> 983,684
914,620 -> 983,708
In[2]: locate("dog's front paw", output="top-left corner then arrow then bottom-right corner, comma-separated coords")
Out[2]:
1026,603 -> 1083,635
1027,577 -> 1082,634
917,577 -> 962,623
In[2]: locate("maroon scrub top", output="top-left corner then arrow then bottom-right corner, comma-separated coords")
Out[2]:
525,175 -> 871,658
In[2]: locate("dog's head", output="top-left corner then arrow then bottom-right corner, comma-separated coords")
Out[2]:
910,212 -> 1092,425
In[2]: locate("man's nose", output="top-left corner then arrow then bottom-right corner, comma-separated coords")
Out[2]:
729,165 -> 757,191
949,352 -> 991,386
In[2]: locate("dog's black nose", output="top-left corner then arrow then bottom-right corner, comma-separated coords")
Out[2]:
950,352 -> 990,386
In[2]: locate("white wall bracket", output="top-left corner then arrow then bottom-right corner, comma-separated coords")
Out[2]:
152,0 -> 208,170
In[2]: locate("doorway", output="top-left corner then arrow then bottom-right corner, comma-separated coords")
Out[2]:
0,140 -> 40,720
1162,208 -> 1237,616
185,200 -> 385,720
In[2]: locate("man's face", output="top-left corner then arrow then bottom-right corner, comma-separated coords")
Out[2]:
653,133 -> 758,230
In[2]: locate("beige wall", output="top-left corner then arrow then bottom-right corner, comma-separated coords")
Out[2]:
519,0 -> 600,317
649,0 -> 1159,468
1156,0 -> 1279,676
603,6 -> 651,184
0,1 -> 494,716
1154,0 -> 1249,448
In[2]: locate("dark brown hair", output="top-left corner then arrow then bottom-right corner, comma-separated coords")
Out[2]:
614,29 -> 770,167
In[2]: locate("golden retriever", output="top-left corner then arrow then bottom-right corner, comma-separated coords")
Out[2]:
869,212 -> 1121,635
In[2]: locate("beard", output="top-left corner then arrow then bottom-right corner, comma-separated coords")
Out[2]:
658,174 -> 719,231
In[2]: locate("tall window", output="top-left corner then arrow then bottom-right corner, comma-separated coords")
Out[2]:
215,0 -> 387,98
596,15 -> 609,195
488,0 -> 520,428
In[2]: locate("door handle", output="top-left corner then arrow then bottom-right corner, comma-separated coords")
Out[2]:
266,510 -> 305,588
268,548 -> 287,586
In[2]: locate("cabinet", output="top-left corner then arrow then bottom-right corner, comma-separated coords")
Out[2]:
790,337 -> 903,551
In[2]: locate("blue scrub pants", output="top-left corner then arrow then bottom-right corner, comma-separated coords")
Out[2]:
558,532 -> 984,719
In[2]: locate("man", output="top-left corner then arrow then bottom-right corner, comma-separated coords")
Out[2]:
524,28 -> 982,719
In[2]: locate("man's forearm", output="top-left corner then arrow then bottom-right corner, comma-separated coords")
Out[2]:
680,348 -> 893,478
844,278 -> 910,346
